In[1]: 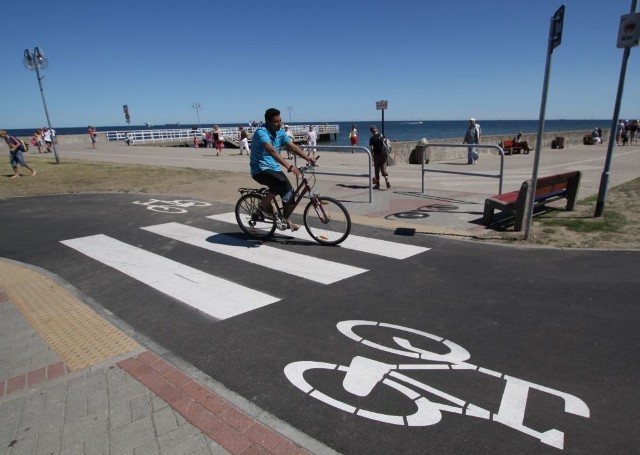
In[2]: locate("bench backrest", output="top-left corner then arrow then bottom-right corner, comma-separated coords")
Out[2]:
502,139 -> 515,148
518,171 -> 582,208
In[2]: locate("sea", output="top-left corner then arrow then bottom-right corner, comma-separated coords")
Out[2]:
9,119 -> 613,147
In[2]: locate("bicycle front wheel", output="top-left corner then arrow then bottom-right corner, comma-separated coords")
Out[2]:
235,194 -> 276,240
303,196 -> 351,245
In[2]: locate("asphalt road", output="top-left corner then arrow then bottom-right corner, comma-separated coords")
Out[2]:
2,193 -> 640,454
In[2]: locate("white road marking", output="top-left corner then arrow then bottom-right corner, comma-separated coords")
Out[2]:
207,212 -> 430,259
141,222 -> 367,284
61,234 -> 278,320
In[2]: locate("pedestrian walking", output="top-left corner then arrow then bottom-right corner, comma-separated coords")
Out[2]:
463,118 -> 481,164
1,130 -> 37,178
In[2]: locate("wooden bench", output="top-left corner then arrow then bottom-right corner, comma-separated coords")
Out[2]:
483,171 -> 582,231
499,139 -> 530,155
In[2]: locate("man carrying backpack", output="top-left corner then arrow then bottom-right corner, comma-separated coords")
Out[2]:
1,130 -> 37,178
369,125 -> 390,189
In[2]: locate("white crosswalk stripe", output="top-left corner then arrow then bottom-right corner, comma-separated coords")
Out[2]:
206,213 -> 429,259
61,216 -> 430,320
141,222 -> 367,284
61,234 -> 279,320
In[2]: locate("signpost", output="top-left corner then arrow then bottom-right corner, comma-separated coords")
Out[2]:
595,1 -> 639,217
524,5 -> 565,240
123,104 -> 131,129
376,100 -> 388,135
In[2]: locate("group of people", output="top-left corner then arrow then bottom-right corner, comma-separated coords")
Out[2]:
615,119 -> 639,146
30,127 -> 56,154
192,125 -> 227,155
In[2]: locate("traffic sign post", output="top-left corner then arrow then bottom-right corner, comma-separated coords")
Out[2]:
595,0 -> 638,217
376,100 -> 388,135
524,5 -> 565,240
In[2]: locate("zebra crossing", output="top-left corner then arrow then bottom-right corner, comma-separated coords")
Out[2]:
61,212 -> 430,320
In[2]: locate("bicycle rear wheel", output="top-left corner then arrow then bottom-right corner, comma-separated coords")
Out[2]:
303,196 -> 351,245
235,193 -> 276,240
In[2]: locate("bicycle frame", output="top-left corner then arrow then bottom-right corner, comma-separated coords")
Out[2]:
280,174 -> 312,219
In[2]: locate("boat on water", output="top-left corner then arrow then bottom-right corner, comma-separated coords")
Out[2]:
163,122 -> 180,127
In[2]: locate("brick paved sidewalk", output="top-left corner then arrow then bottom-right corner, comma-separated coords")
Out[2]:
0,261 -> 336,455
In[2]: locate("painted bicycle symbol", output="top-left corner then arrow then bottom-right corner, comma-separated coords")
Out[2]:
132,199 -> 212,213
284,320 -> 590,450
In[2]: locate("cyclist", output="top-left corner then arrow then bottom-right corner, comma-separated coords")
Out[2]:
250,108 -> 316,231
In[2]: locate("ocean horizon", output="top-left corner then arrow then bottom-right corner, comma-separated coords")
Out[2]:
8,119 -> 614,147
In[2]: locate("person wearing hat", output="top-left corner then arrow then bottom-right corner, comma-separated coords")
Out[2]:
463,118 -> 481,164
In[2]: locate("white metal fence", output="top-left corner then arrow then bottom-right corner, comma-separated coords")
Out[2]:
102,124 -> 340,146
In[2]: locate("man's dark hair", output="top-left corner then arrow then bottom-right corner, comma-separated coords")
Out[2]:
265,108 -> 280,122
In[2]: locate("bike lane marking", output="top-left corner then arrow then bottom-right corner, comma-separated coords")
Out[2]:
284,320 -> 591,451
141,222 -> 367,284
61,234 -> 279,320
206,213 -> 430,259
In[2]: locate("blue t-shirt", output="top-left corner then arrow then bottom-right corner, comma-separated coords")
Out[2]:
250,127 -> 291,175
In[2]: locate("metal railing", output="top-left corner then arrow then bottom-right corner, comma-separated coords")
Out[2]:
102,124 -> 340,146
422,144 -> 506,194
295,145 -> 373,203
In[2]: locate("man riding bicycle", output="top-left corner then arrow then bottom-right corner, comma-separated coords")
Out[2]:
250,108 -> 316,231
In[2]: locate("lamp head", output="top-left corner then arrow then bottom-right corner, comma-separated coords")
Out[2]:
23,47 -> 48,70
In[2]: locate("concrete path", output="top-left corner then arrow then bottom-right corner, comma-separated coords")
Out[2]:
2,138 -> 639,454
40,139 -> 640,237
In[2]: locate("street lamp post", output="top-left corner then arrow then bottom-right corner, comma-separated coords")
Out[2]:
23,47 -> 59,164
287,106 -> 293,124
191,102 -> 202,128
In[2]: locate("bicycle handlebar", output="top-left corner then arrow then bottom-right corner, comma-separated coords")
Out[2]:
299,155 -> 320,173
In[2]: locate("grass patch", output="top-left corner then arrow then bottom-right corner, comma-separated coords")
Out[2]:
542,210 -> 626,233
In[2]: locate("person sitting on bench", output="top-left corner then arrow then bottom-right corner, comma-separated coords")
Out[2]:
513,132 -> 532,152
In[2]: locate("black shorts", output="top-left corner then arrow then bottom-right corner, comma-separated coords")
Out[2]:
252,170 -> 292,198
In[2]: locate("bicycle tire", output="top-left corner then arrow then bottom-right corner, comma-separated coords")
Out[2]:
303,196 -> 351,245
235,193 -> 276,240
284,360 -> 442,426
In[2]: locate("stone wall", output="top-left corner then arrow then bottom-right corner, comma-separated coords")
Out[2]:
389,129 -> 611,164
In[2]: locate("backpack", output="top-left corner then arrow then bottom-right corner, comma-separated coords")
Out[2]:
9,136 -> 28,153
382,135 -> 392,159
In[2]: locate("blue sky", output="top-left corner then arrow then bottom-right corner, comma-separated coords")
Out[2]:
2,0 -> 640,129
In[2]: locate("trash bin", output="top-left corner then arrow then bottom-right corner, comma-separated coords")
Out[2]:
555,136 -> 565,149
415,138 -> 430,164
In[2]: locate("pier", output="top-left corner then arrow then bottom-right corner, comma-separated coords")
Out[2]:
102,124 -> 340,147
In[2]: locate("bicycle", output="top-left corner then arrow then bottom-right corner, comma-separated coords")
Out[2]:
234,160 -> 351,245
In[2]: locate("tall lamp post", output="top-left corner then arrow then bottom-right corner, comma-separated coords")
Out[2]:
287,106 -> 293,124
191,102 -> 202,128
23,47 -> 59,164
